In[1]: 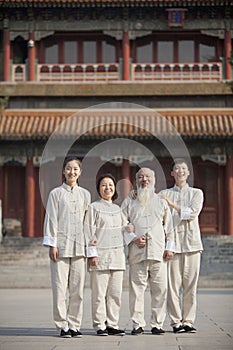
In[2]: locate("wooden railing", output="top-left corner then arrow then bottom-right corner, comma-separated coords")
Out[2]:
12,64 -> 26,82
132,62 -> 222,81
37,63 -> 120,81
11,62 -> 222,82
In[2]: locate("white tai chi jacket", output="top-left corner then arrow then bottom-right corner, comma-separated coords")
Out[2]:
43,182 -> 91,257
84,199 -> 126,271
121,194 -> 175,265
159,184 -> 204,253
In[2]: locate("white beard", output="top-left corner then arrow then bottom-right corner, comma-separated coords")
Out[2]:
137,186 -> 154,207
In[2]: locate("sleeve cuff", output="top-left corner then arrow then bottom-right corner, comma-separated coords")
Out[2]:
180,206 -> 191,220
86,246 -> 98,257
124,232 -> 137,246
165,240 -> 176,252
42,236 -> 57,247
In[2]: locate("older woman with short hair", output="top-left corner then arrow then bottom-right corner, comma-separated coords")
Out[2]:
84,173 -> 128,336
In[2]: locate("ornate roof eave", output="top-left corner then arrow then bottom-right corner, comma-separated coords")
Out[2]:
0,109 -> 233,141
0,0 -> 232,7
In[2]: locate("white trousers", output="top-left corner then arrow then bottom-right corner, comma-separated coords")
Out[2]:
50,256 -> 86,330
167,251 -> 201,326
90,270 -> 124,330
129,260 -> 167,329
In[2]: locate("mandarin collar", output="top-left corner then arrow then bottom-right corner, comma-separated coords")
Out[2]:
62,182 -> 79,192
174,183 -> 189,192
99,198 -> 113,206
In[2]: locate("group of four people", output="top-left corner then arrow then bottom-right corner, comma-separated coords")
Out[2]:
43,155 -> 204,338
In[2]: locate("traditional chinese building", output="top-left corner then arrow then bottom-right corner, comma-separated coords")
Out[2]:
0,0 -> 232,238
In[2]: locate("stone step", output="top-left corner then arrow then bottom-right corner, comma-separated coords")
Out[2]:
0,237 -> 48,265
0,252 -> 48,263
0,235 -> 233,289
1,236 -> 43,247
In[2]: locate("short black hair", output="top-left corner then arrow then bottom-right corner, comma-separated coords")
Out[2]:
96,173 -> 118,201
171,158 -> 190,171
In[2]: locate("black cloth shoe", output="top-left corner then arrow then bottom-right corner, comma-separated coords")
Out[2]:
97,329 -> 108,336
131,327 -> 144,335
106,327 -> 125,336
70,329 -> 82,337
173,325 -> 185,333
151,327 -> 165,335
60,329 -> 72,338
184,325 -> 197,333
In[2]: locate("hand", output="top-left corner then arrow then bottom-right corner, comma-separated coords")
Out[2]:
125,223 -> 135,233
159,194 -> 173,207
133,235 -> 147,248
159,195 -> 180,212
163,250 -> 174,260
88,257 -> 98,267
49,247 -> 58,262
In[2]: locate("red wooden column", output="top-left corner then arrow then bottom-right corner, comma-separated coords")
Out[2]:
153,41 -> 158,63
122,159 -> 131,198
58,41 -> 64,64
25,158 -> 35,237
97,38 -> 102,62
0,166 -> 4,199
123,31 -> 130,80
3,29 -> 10,81
173,39 -> 178,63
28,32 -> 35,81
0,166 -> 4,220
226,156 -> 233,235
194,40 -> 199,62
78,40 -> 83,63
224,29 -> 232,80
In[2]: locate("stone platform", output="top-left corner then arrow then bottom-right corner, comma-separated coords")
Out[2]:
0,235 -> 233,288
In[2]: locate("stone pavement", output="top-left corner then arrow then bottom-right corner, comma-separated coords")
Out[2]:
0,288 -> 232,350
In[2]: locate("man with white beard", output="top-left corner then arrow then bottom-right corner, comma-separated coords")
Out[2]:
121,168 -> 175,335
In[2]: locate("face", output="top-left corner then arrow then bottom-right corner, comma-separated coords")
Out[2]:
137,168 -> 155,189
63,160 -> 81,185
99,177 -> 115,201
171,162 -> 190,184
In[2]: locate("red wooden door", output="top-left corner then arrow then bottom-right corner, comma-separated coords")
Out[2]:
194,161 -> 221,234
34,168 -> 45,237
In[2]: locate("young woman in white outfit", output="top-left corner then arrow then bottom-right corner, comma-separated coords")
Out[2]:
43,156 -> 91,338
